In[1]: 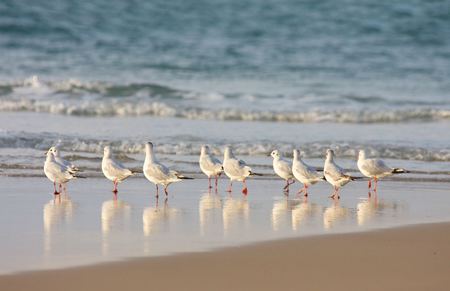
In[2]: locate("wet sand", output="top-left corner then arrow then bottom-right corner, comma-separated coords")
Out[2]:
1,222 -> 449,291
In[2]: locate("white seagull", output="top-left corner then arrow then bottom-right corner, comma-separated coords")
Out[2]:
143,142 -> 192,197
50,146 -> 79,173
324,149 -> 357,199
223,146 -> 261,195
102,146 -> 135,194
357,149 -> 408,192
292,149 -> 324,196
199,145 -> 223,189
269,150 -> 295,192
44,148 -> 81,195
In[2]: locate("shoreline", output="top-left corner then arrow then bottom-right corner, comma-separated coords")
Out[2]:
1,222 -> 449,291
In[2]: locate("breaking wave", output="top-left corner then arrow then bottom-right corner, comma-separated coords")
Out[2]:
2,98 -> 450,123
1,77 -> 450,123
2,131 -> 450,162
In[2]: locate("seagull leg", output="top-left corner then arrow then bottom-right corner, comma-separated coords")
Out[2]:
53,182 -> 60,195
296,187 -> 305,197
368,179 -> 372,189
226,181 -> 233,192
242,179 -> 248,195
283,180 -> 290,192
208,177 -> 212,189
329,186 -> 338,199
155,185 -> 159,199
164,186 -> 169,196
113,180 -> 118,194
304,185 -> 308,197
374,177 -> 378,192
215,175 -> 219,190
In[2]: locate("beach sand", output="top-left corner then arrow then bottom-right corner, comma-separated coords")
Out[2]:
1,222 -> 449,291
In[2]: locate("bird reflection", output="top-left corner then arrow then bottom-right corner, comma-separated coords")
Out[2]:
142,199 -> 179,237
291,199 -> 323,231
101,198 -> 131,255
43,194 -> 74,253
357,195 -> 399,226
222,195 -> 249,235
323,200 -> 350,229
199,192 -> 222,236
271,198 -> 301,231
101,199 -> 131,235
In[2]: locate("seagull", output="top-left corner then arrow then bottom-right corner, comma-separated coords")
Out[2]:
223,146 -> 261,195
50,146 -> 79,173
199,145 -> 223,189
102,146 -> 135,194
323,149 -> 357,199
47,146 -> 79,192
292,149 -> 324,197
44,148 -> 81,195
357,149 -> 409,192
269,150 -> 294,193
143,142 -> 193,197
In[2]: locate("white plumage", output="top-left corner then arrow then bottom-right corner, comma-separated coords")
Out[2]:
199,145 -> 223,189
292,149 -> 324,196
323,149 -> 355,199
223,146 -> 255,194
357,149 -> 408,192
143,142 -> 191,197
270,149 -> 294,192
44,148 -> 79,194
102,146 -> 135,193
51,146 -> 79,173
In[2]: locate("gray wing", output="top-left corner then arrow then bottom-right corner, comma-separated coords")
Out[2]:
362,158 -> 391,175
325,162 -> 348,180
277,159 -> 292,174
147,161 -> 171,180
226,158 -> 248,176
105,158 -> 132,178
202,155 -> 222,171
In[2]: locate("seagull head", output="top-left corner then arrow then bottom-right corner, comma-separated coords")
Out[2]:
46,147 -> 56,156
45,148 -> 55,159
358,149 -> 367,160
293,149 -> 300,159
52,146 -> 61,157
224,146 -> 233,158
270,150 -> 280,159
326,149 -> 335,160
104,145 -> 112,157
201,145 -> 209,155
145,142 -> 154,151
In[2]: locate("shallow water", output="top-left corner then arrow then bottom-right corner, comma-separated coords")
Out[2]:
1,176 -> 449,274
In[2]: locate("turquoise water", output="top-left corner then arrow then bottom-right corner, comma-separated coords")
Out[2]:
0,0 -> 449,119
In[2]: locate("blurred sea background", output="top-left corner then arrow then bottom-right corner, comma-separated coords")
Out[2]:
1,0 -> 450,177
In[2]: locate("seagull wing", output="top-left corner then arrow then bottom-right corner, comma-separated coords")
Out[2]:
362,158 -> 392,175
104,158 -> 133,179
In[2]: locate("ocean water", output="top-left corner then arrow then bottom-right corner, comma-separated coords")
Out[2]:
0,0 -> 450,176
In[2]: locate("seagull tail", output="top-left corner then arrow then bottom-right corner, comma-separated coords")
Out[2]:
249,172 -> 263,177
178,175 -> 194,180
74,174 -> 86,179
349,176 -> 363,181
392,168 -> 409,174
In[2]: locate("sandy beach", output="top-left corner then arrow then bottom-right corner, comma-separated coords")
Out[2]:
1,222 -> 449,291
